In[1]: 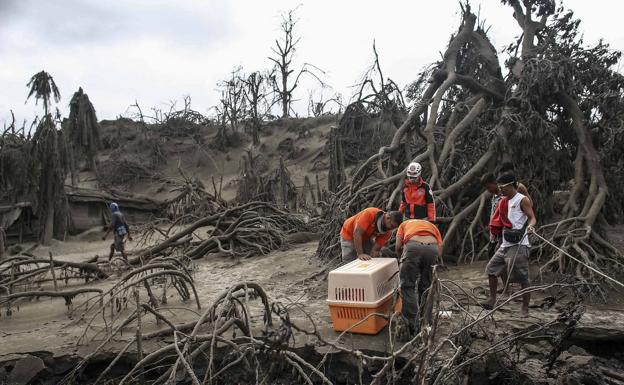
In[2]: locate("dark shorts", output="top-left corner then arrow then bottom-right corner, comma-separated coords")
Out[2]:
340,238 -> 374,263
485,244 -> 530,284
113,234 -> 125,252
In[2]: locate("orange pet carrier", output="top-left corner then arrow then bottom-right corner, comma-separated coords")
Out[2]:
327,258 -> 401,335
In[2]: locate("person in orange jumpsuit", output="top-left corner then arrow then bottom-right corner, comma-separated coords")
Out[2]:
399,162 -> 436,221
340,207 -> 403,262
395,219 -> 443,336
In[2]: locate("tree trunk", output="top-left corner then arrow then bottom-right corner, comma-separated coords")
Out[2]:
0,227 -> 5,260
252,116 -> 260,146
42,204 -> 54,246
281,63 -> 289,118
315,175 -> 321,198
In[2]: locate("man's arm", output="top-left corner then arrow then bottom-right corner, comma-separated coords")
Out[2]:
395,234 -> 404,256
102,223 -> 113,240
520,197 -> 537,233
353,225 -> 370,260
518,183 -> 533,206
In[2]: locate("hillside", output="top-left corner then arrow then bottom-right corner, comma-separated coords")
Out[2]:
74,115 -> 339,203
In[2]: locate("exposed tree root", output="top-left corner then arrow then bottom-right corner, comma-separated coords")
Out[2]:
135,201 -> 312,263
58,273 -> 601,385
315,2 -> 624,285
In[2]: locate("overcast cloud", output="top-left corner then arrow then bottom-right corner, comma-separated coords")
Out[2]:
1,0 -> 623,126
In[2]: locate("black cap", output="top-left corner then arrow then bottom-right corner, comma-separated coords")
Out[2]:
496,173 -> 517,185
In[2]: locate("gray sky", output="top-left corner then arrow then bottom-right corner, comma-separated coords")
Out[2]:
1,0 -> 623,126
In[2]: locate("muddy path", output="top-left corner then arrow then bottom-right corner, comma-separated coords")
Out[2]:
2,239 -> 624,384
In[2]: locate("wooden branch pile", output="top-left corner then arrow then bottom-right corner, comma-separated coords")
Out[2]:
57,270 -> 613,385
0,253 -> 109,315
137,201 -> 313,263
0,254 -> 107,293
164,167 -> 226,223
71,256 -> 200,345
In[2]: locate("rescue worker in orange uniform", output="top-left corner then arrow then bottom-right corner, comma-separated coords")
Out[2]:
399,162 -> 436,222
340,207 -> 403,263
395,219 -> 443,336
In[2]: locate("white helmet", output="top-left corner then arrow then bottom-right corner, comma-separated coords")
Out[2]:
406,162 -> 422,178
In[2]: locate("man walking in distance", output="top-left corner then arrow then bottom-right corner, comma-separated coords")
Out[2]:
395,219 -> 443,336
399,162 -> 436,221
102,202 -> 132,261
485,173 -> 537,317
340,207 -> 403,262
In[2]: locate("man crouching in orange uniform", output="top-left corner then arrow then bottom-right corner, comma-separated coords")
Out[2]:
395,219 -> 443,336
340,207 -> 403,263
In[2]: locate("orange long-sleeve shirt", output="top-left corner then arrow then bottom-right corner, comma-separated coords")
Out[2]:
340,207 -> 392,247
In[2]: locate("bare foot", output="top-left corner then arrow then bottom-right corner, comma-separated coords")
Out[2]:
520,308 -> 529,318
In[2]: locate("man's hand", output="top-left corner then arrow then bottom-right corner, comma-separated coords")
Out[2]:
527,225 -> 536,234
128,236 -> 133,241
102,235 -> 107,241
358,253 -> 372,261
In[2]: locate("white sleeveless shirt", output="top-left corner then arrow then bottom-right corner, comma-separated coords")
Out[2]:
501,192 -> 530,247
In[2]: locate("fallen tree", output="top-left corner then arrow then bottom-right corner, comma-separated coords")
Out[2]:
317,1 -> 624,282
0,255 -> 108,295
135,201 -> 312,263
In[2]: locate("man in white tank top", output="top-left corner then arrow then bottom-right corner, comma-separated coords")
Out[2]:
484,173 -> 537,318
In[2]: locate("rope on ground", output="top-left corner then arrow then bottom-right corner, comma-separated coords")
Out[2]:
533,231 -> 624,289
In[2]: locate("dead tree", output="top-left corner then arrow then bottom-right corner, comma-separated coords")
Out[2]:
214,69 -> 247,148
32,118 -> 70,244
164,166 -> 226,222
26,71 -> 60,117
136,201 -> 311,263
302,175 -> 317,206
66,87 -> 101,175
236,151 -> 298,210
327,126 -> 346,192
218,67 -> 247,132
308,90 -> 343,117
0,124 -> 35,204
333,43 -> 407,166
242,71 -> 269,145
268,8 -> 325,118
316,2 -> 624,282
25,71 -> 69,245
